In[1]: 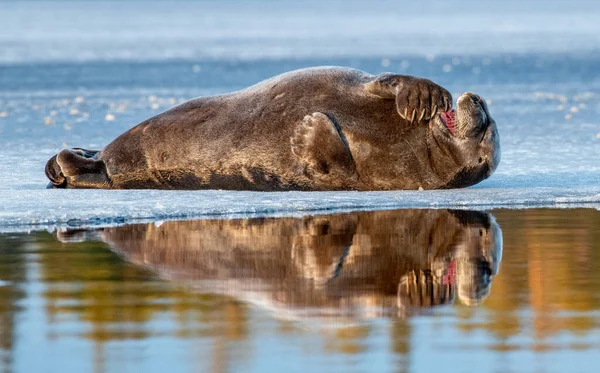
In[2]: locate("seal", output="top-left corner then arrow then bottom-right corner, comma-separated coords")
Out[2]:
45,67 -> 500,190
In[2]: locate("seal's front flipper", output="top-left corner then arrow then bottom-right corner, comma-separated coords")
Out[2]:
45,148 -> 110,189
364,73 -> 452,123
290,112 -> 357,185
291,215 -> 358,287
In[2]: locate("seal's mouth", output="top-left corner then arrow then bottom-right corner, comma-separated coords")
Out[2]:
439,110 -> 456,135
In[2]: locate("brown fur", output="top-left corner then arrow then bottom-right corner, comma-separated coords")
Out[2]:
45,67 -> 500,190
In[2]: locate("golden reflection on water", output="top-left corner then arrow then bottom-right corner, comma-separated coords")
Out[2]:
473,209 -> 600,352
1,208 -> 600,372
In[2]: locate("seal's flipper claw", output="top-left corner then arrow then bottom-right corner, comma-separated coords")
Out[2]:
45,148 -> 110,188
365,73 -> 452,123
290,112 -> 357,184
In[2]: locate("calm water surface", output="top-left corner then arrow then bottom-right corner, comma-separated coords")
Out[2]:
1,208 -> 599,373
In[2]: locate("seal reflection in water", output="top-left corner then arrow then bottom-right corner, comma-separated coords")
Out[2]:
46,67 -> 500,190
58,209 -> 503,320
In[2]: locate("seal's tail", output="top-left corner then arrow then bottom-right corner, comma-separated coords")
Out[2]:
45,148 -> 109,188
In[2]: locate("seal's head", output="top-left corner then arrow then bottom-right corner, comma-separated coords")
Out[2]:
452,211 -> 503,306
430,92 -> 501,189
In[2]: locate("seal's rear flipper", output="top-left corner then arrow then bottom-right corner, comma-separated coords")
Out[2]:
45,153 -> 66,188
56,228 -> 100,243
45,148 -> 110,189
291,112 -> 357,186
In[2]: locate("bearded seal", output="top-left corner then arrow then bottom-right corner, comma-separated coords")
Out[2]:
45,67 -> 500,190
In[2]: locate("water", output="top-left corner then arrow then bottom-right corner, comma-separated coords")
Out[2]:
1,208 -> 600,373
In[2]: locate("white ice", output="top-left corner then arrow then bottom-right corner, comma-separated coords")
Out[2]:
1,0 -> 600,232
